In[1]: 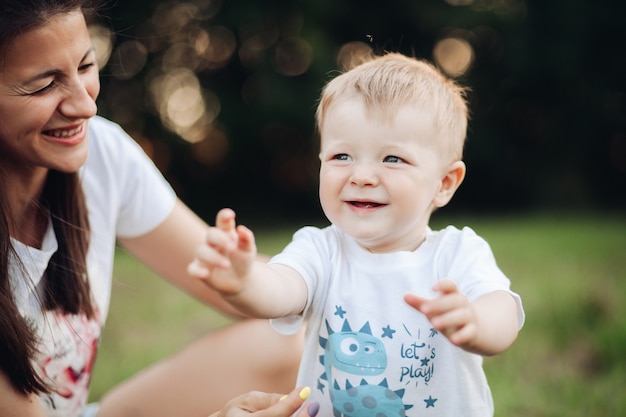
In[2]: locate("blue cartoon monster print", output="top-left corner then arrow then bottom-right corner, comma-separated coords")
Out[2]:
318,319 -> 414,417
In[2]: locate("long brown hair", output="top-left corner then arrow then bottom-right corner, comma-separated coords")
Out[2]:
0,0 -> 99,395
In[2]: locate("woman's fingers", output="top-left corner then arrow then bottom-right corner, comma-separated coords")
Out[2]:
296,401 -> 320,417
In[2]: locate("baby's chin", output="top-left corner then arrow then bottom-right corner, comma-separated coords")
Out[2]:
350,228 -> 425,253
351,234 -> 400,253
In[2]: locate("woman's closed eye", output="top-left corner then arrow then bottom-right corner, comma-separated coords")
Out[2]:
30,81 -> 56,96
79,62 -> 96,72
28,61 -> 96,96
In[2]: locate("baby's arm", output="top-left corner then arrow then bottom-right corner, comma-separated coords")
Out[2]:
404,279 -> 519,356
188,208 -> 307,319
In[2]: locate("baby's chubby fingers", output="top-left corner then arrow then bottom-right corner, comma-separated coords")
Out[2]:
404,293 -> 457,339
428,304 -> 474,340
404,278 -> 472,340
216,208 -> 238,234
403,292 -> 429,313
187,258 -> 210,278
186,231 -> 232,277
198,209 -> 243,262
235,224 -> 256,254
446,320 -> 478,346
188,227 -> 239,278
416,279 -> 465,315
432,278 -> 459,295
196,232 -> 233,269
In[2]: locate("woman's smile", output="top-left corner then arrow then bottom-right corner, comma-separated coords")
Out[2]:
43,123 -> 86,145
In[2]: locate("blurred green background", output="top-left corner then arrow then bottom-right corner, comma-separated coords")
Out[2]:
88,0 -> 626,415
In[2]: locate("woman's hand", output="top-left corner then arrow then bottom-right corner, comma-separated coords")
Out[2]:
209,386 -> 319,417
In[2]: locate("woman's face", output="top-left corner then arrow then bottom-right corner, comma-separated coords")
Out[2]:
0,10 -> 100,175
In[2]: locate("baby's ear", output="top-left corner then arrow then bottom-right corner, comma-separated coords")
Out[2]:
433,161 -> 466,208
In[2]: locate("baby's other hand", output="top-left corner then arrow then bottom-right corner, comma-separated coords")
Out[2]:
404,279 -> 478,348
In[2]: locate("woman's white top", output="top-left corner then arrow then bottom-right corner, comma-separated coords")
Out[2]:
9,116 -> 176,417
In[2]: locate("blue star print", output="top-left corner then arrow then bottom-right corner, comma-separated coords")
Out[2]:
334,305 -> 346,318
424,396 -> 437,408
381,325 -> 396,339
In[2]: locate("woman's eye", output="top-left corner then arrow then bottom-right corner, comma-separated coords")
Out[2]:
384,155 -> 402,163
79,62 -> 96,72
31,82 -> 55,95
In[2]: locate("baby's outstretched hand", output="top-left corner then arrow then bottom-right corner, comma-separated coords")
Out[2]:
187,208 -> 257,296
404,279 -> 478,348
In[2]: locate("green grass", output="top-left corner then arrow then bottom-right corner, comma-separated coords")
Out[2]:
89,212 -> 626,416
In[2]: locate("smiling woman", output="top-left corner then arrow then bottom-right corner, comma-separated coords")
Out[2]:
0,3 -> 100,416
0,1 -> 309,417
0,10 -> 99,175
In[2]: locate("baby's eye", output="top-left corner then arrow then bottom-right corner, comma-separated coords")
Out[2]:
333,154 -> 351,161
383,155 -> 403,163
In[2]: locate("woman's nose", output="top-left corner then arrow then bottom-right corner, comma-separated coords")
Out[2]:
58,77 -> 98,119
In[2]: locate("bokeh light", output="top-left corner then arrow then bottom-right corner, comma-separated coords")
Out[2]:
238,23 -> 279,66
148,68 -> 220,144
433,36 -> 474,77
109,40 -> 148,80
189,0 -> 224,20
336,41 -> 374,72
88,24 -> 113,69
162,40 -> 203,72
200,25 -> 237,69
273,37 -> 313,76
191,126 -> 230,167
150,2 -> 200,37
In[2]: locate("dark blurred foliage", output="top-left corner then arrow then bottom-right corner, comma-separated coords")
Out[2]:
95,0 -> 626,224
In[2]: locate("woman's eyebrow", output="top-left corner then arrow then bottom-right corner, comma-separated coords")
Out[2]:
22,47 -> 96,86
21,69 -> 59,86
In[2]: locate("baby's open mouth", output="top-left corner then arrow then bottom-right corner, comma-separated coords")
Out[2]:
348,201 -> 385,208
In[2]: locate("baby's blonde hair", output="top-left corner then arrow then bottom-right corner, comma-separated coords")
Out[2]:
315,52 -> 469,161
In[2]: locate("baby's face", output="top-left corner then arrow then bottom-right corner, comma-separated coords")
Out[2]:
318,98 -> 449,253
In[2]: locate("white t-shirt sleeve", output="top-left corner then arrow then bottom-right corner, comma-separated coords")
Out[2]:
435,226 -> 525,328
86,116 -> 176,238
268,226 -> 331,334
